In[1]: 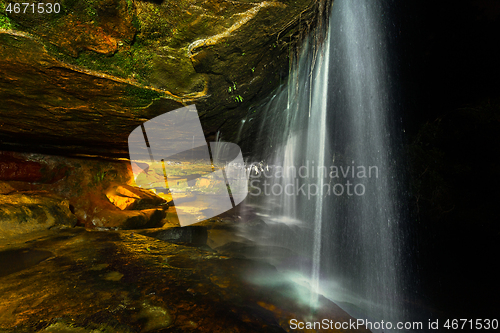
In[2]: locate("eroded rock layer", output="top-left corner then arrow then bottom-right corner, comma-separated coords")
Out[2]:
0,0 -> 332,157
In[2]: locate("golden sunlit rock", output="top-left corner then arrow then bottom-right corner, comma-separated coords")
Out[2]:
105,184 -> 166,210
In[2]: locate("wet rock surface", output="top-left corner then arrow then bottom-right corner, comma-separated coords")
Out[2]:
0,228 -> 369,333
0,248 -> 53,278
140,226 -> 208,246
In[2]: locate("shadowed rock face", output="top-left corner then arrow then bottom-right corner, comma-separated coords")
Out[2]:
0,248 -> 53,278
0,0 -> 331,157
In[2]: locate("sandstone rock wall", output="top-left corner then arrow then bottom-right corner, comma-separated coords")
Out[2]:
0,0 -> 332,157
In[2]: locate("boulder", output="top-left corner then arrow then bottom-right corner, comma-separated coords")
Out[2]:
0,191 -> 77,239
141,226 -> 208,246
87,208 -> 166,230
105,184 -> 166,210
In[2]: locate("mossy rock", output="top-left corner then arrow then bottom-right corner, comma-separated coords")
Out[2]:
0,0 -> 332,157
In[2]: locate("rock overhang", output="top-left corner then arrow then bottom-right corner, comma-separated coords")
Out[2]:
0,0 -> 332,158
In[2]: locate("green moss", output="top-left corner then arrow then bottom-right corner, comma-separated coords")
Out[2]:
0,15 -> 13,30
43,37 -> 155,87
125,0 -> 140,30
62,0 -> 79,12
92,170 -> 107,185
126,86 -> 161,100
125,0 -> 134,14
84,0 -> 100,17
123,85 -> 162,106
85,6 -> 97,20
0,1 -> 16,30
132,14 -> 140,30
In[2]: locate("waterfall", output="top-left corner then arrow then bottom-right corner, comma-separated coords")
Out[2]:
239,0 -> 411,330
